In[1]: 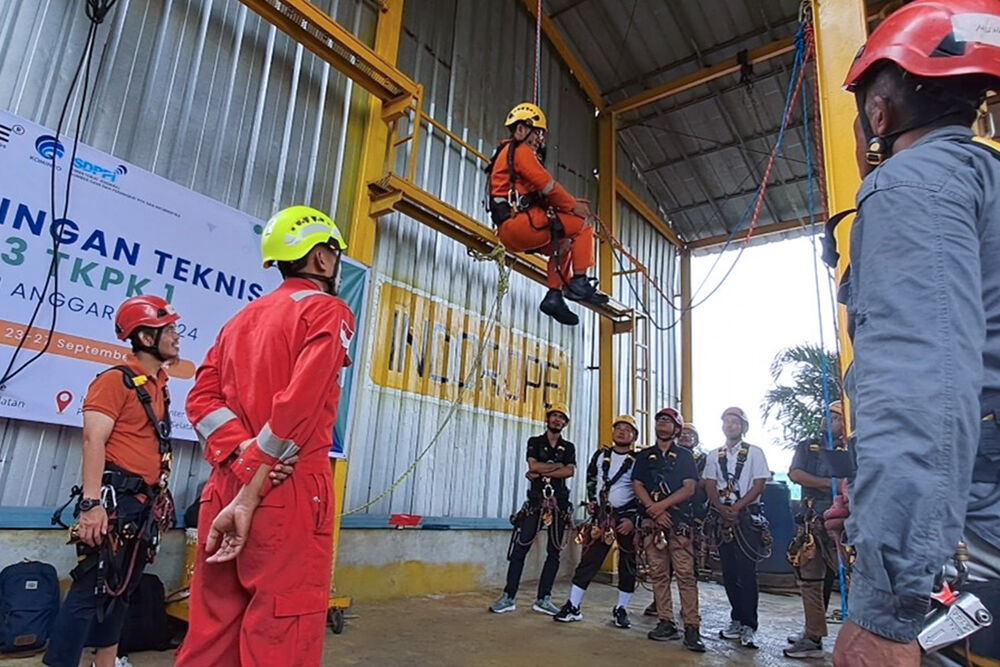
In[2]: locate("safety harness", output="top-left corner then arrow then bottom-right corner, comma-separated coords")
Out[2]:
718,445 -> 750,503
576,447 -> 636,550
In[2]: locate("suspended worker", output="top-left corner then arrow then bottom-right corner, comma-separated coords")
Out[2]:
45,296 -> 181,667
554,415 -> 640,628
176,206 -> 355,667
784,400 -> 854,660
490,404 -> 576,615
825,0 -> 1000,663
633,408 -> 705,652
486,102 -> 609,326
703,407 -> 771,650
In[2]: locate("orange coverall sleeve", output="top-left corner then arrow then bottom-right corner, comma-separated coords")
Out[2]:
187,341 -> 254,468
229,299 -> 356,489
512,143 -> 578,211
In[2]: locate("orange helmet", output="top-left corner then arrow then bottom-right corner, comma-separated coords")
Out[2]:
114,296 -> 179,340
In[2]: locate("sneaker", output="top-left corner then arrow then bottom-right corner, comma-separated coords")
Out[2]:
787,630 -> 804,644
683,626 -> 706,652
115,659 -> 134,667
643,600 -> 658,617
719,619 -> 741,639
540,289 -> 579,326
489,593 -> 516,613
648,619 -> 681,641
564,275 -> 610,306
739,625 -> 759,649
784,636 -> 823,659
554,600 -> 583,622
612,605 -> 631,629
532,596 -> 560,616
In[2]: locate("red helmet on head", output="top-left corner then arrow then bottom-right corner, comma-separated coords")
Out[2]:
721,406 -> 750,428
655,407 -> 684,431
114,296 -> 179,340
844,0 -> 1000,91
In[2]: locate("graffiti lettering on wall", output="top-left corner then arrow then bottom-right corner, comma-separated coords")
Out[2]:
370,280 -> 569,420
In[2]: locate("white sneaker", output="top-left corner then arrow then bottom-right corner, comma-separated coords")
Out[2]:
116,658 -> 135,667
740,625 -> 759,649
719,619 -> 741,639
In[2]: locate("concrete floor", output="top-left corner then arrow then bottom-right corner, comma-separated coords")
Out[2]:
2,582 -> 840,666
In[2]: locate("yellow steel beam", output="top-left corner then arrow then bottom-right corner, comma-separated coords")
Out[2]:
520,0 -> 605,111
812,0 -> 867,434
680,249 -> 692,422
608,38 -> 794,115
598,111 -> 617,443
686,217 -> 811,250
616,179 -> 684,248
239,0 -> 418,104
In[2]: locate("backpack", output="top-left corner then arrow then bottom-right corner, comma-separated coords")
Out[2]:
117,573 -> 173,653
0,560 -> 60,654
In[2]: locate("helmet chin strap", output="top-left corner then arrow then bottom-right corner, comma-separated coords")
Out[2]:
136,327 -> 169,362
295,260 -> 342,296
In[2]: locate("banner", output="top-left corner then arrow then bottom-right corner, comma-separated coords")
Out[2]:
0,109 -> 367,456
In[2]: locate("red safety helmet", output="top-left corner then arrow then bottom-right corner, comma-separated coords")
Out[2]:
655,407 -> 684,431
844,0 -> 1000,91
114,296 -> 179,340
721,406 -> 749,425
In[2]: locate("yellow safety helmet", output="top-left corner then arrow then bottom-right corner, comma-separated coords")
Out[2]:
613,414 -> 638,433
260,205 -> 347,268
505,102 -> 548,131
546,403 -> 570,421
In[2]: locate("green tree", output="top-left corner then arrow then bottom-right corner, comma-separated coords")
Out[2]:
761,344 -> 841,447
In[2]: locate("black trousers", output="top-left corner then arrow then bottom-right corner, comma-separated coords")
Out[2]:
719,539 -> 759,630
571,529 -> 636,594
504,507 -> 569,599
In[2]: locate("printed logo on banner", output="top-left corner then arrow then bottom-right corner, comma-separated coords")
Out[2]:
34,134 -> 65,159
0,123 -> 23,148
33,133 -> 128,184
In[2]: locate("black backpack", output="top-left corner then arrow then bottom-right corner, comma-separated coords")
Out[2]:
0,560 -> 60,654
118,573 -> 173,653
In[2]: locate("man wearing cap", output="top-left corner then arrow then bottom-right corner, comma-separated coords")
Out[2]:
703,407 -> 771,649
554,416 -> 640,628
634,408 -> 705,651
490,404 -> 576,615
784,401 -> 854,659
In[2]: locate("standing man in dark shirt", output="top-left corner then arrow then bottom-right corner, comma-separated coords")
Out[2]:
490,404 -> 576,615
785,401 -> 854,659
634,408 -> 705,652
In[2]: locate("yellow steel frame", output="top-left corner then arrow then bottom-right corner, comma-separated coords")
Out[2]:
812,0 -> 867,434
616,179 -> 684,248
598,112 -> 617,445
680,250 -> 693,422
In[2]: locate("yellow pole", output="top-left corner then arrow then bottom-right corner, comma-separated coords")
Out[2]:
680,248 -> 692,422
811,0 -> 867,434
598,111 -> 617,445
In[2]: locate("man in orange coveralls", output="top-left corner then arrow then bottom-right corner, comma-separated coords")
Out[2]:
175,205 -> 355,667
487,102 -> 608,326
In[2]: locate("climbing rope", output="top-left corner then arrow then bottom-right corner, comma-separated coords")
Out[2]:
343,245 -> 511,516
532,0 -> 542,105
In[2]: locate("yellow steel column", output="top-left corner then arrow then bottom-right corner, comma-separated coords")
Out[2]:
811,0 -> 867,432
332,0 -> 406,584
680,248 -> 692,422
598,111 -> 617,445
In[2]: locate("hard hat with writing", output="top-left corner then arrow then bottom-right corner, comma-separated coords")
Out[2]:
114,295 -> 179,340
655,407 -> 684,431
613,414 -> 638,433
546,403 -> 570,421
844,0 -> 1000,92
505,102 -> 548,131
260,205 -> 347,268
721,406 -> 750,426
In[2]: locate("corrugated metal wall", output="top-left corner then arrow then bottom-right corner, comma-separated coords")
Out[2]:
344,0 -> 604,520
0,0 -> 375,513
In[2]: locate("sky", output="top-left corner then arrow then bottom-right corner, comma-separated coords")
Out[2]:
689,233 -> 839,476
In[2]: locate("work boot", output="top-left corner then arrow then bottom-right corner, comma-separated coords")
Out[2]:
489,593 -> 516,614
683,626 -> 706,652
739,625 -> 759,649
540,289 -> 579,326
612,605 -> 631,629
532,596 -> 560,616
784,635 -> 823,659
647,620 -> 681,641
643,600 -> 658,617
719,619 -> 741,639
554,601 -> 583,622
564,275 -> 610,306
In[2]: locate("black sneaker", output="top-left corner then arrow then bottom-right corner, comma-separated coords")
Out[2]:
643,600 -> 658,617
612,606 -> 631,629
564,275 -> 610,305
647,620 -> 681,641
540,289 -> 579,326
683,626 -> 706,652
554,601 -> 582,623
